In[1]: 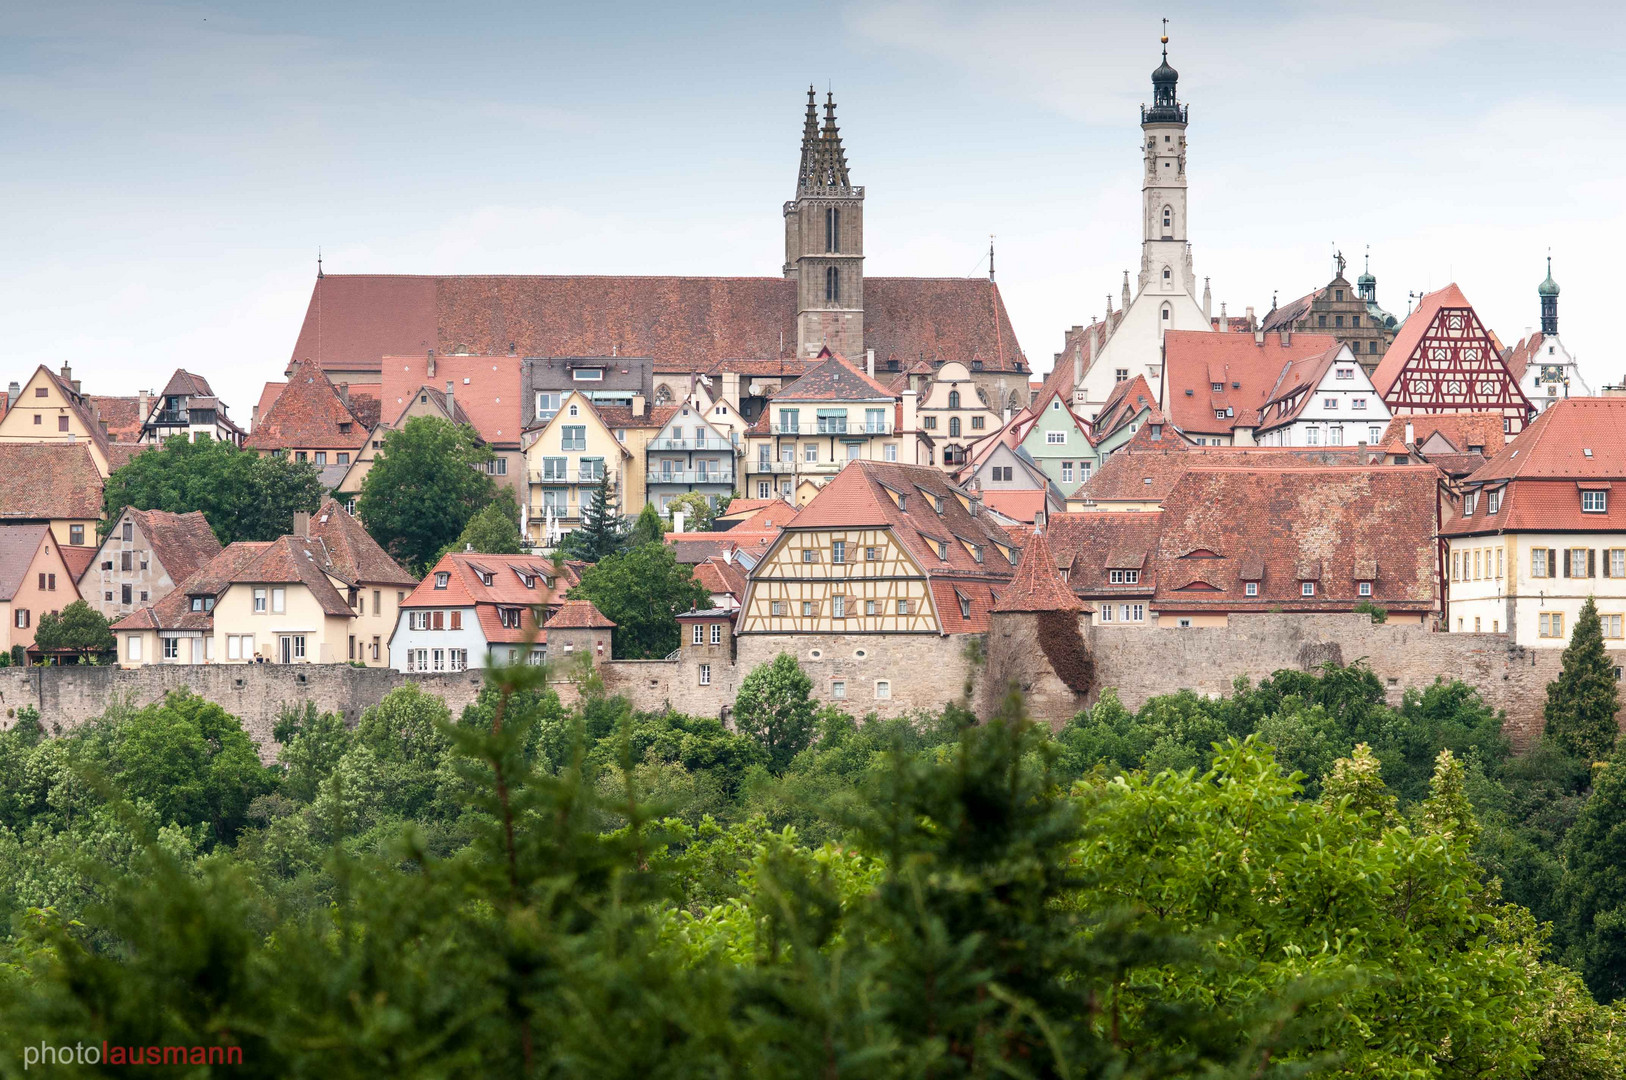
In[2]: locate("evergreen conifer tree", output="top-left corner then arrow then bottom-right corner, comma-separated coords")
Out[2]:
628,503 -> 665,548
1544,597 -> 1621,761
561,474 -> 628,562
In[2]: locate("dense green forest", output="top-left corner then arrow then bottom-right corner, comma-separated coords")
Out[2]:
1,648 -> 1624,1076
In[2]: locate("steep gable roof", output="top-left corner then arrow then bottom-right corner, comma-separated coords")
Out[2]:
125,509 -> 222,584
290,274 -> 1029,380
1466,397 -> 1626,483
1041,511 -> 1164,596
1092,374 -> 1160,438
0,443 -> 104,522
1501,331 -> 1545,383
110,541 -> 271,632
990,529 -> 1083,612
1380,413 -> 1505,454
1161,331 -> 1342,437
693,555 -> 748,601
544,599 -> 616,629
308,498 -> 416,586
381,355 -> 523,446
234,535 -> 356,616
88,395 -> 144,441
1371,284 -> 1530,421
244,357 -> 369,451
771,348 -> 897,402
0,525 -> 52,602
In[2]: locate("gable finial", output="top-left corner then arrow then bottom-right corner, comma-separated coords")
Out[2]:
317,247 -> 324,279
988,235 -> 996,282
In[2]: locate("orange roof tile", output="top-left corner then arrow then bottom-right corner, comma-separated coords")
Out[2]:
544,599 -> 616,629
1162,331 -> 1342,437
244,358 -> 369,451
990,529 -> 1084,612
0,443 -> 104,522
381,355 -> 524,446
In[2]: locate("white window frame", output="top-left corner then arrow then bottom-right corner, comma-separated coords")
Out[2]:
874,680 -> 891,700
693,623 -> 703,645
1301,582 -> 1315,597
710,623 -> 722,645
1583,490 -> 1608,513
699,663 -> 711,686
1244,581 -> 1258,597
271,587 -> 286,614
1358,581 -> 1373,597
1046,431 -> 1065,445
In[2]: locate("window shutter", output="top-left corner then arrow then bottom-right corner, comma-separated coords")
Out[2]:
1589,549 -> 1597,578
1563,549 -> 1572,577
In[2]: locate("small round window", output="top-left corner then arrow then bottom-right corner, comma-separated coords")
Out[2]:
854,649 -> 867,659
809,649 -> 823,660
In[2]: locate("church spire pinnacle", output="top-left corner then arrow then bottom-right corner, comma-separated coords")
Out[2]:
796,86 -> 852,196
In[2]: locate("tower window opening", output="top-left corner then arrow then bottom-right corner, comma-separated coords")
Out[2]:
825,207 -> 840,253
1162,267 -> 1171,281
1161,206 -> 1172,237
825,266 -> 839,303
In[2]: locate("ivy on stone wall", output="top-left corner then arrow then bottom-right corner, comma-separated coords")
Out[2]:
1036,610 -> 1094,696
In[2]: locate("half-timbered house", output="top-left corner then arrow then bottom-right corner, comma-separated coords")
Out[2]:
1372,284 -> 1532,436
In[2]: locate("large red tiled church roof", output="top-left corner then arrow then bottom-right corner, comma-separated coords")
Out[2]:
290,274 -> 1029,378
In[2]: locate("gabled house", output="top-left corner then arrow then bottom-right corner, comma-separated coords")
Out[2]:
381,354 -> 526,505
0,525 -> 81,659
1089,374 -> 1163,460
914,360 -> 1001,469
523,390 -> 656,541
0,443 -> 104,548
0,364 -> 119,477
139,369 -> 245,445
1160,330 -> 1344,446
1443,399 -> 1626,646
1250,342 -> 1393,448
244,358 -> 373,487
1379,413 -> 1506,480
111,503 -> 414,667
1151,466 -> 1440,627
692,555 -> 748,610
82,508 -> 222,621
1500,260 -> 1589,415
1038,511 -> 1163,626
646,399 -> 739,516
389,551 -> 574,671
742,349 -> 912,504
334,381 -> 483,514
1372,283 -> 1532,436
1257,255 -> 1398,372
737,461 -> 1017,642
1015,389 -> 1096,492
957,443 -> 1064,525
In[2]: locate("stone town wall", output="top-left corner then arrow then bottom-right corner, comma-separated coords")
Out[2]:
0,665 -> 485,761
985,612 -> 1612,750
0,615 -> 1607,757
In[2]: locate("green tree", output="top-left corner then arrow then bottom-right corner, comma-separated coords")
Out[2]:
567,542 -> 708,658
559,473 -> 627,561
31,600 -> 115,661
1545,597 -> 1622,761
434,495 -> 525,564
665,490 -> 716,532
358,415 -> 498,574
101,435 -> 323,544
628,502 -> 666,548
1561,748 -> 1626,1002
733,654 -> 816,774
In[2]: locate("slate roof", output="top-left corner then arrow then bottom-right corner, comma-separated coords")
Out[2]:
1161,331 -> 1343,437
0,525 -> 52,602
1152,466 -> 1439,614
244,358 -> 370,451
308,498 -> 417,586
0,443 -> 104,522
544,599 -> 616,629
381,355 -> 523,446
290,274 -> 1029,379
123,509 -> 223,584
990,529 -> 1084,613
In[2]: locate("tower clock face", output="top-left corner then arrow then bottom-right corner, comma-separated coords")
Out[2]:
1538,364 -> 1564,384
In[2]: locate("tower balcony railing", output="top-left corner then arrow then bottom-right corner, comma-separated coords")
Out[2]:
1141,103 -> 1189,124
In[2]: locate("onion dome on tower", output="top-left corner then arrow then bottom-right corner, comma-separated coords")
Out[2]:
1142,25 -> 1187,124
1539,256 -> 1560,335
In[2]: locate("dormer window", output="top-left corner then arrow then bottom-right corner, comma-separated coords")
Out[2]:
1583,490 -> 1608,513
1358,581 -> 1373,597
1487,490 -> 1502,515
434,572 -> 449,589
1108,569 -> 1139,584
573,368 -> 604,381
189,596 -> 214,612
1301,582 -> 1316,597
1463,492 -> 1477,516
1244,581 -> 1258,597
1211,382 -> 1223,392
481,572 -> 494,586
936,541 -> 948,560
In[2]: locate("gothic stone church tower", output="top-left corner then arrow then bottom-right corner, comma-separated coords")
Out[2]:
784,89 -> 865,359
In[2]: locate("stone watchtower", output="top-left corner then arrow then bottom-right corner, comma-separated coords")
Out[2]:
783,88 -> 865,359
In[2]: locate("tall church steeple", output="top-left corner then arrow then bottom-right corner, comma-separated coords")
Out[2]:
1138,25 -> 1196,301
784,87 -> 865,358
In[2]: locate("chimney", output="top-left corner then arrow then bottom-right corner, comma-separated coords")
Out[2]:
1218,302 -> 1228,332
293,511 -> 311,538
338,381 -> 349,406
1034,506 -> 1047,528
1280,330 -> 1291,345
1245,305 -> 1255,328
137,389 -> 150,420
444,380 -> 454,418
673,510 -> 686,533
631,392 -> 646,417
722,371 -> 740,408
60,362 -> 73,391
426,349 -> 436,379
901,388 -> 918,434
1404,420 -> 1414,446
6,382 -> 18,409
100,419 -> 109,438
1254,329 -> 1265,346
865,348 -> 875,378
251,403 -> 260,431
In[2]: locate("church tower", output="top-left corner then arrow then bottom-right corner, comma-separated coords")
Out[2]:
784,88 -> 865,359
1539,256 -> 1560,335
1137,31 -> 1196,300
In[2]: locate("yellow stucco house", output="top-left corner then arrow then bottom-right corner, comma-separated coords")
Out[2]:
522,391 -> 661,542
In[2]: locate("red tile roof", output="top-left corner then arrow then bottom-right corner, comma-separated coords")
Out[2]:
1381,413 -> 1506,454
1074,444 -> 1377,503
1153,466 -> 1440,614
59,545 -> 97,582
88,395 -> 144,441
1092,374 -> 1160,438
544,599 -> 616,629
1501,332 -> 1544,383
980,488 -> 1050,523
1371,285 -> 1529,420
401,550 -> 564,641
237,535 -> 357,616
692,556 -> 748,601
112,542 -> 272,632
309,498 -> 416,586
254,382 -> 286,427
0,443 -> 104,522
124,509 -> 223,585
290,274 -> 1029,379
1161,330 -> 1342,437
381,355 -> 524,446
990,528 -> 1084,613
0,526 -> 53,601
1041,511 -> 1163,599
930,579 -> 1005,633
244,358 -> 369,451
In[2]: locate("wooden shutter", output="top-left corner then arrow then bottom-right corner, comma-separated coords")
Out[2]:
1563,549 -> 1572,577
450,611 -> 462,630
1589,549 -> 1597,578
432,611 -> 444,631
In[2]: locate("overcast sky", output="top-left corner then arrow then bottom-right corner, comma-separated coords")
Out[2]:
5,0 -> 1622,415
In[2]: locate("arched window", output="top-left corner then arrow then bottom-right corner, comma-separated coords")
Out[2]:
948,390 -> 960,409
949,416 -> 961,437
825,266 -> 839,303
825,207 -> 840,253
654,384 -> 673,405
1162,266 -> 1172,282
1161,205 -> 1173,237
1161,303 -> 1171,322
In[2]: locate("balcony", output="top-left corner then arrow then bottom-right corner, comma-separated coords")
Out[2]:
152,410 -> 189,426
528,504 -> 580,522
648,436 -> 735,451
647,470 -> 735,486
769,423 -> 801,435
528,468 -> 606,484
750,460 -> 799,474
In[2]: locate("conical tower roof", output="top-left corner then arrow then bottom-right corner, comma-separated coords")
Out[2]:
991,529 -> 1085,613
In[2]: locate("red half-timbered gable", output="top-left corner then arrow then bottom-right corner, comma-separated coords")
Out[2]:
1372,284 -> 1532,435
